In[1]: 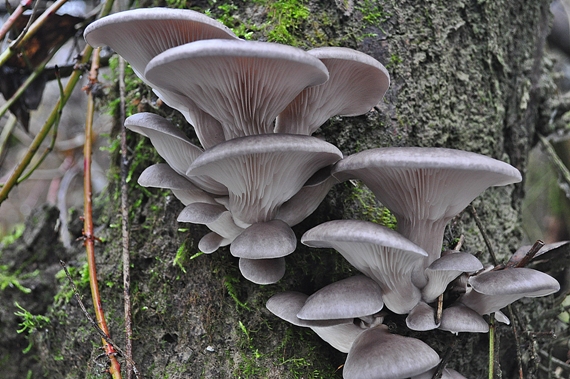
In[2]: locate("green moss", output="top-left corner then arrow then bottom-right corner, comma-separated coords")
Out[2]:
344,182 -> 397,229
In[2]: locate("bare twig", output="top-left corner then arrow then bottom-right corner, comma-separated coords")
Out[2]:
469,204 -> 499,265
59,261 -> 143,378
538,134 -> 570,199
0,0 -> 33,41
119,54 -> 134,379
431,339 -> 457,379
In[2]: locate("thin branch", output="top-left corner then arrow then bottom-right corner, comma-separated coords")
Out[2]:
469,204 -> 499,265
0,0 -> 32,41
538,133 -> 570,199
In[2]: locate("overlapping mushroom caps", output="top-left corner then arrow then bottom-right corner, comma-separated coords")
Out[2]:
332,147 -> 522,286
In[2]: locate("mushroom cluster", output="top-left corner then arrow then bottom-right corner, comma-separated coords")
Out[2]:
85,8 -> 560,378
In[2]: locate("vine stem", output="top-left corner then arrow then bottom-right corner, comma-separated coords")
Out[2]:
84,46 -> 122,379
489,313 -> 495,379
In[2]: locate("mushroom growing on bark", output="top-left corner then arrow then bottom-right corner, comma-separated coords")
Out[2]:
301,220 -> 427,314
332,147 -> 522,287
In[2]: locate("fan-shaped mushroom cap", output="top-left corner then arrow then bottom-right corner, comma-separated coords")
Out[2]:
230,219 -> 296,259
275,47 -> 390,135
422,251 -> 483,303
84,9 -> 236,148
238,257 -> 286,285
125,113 -> 227,195
266,291 -> 352,327
406,302 -> 439,331
138,163 -> 219,206
344,324 -> 440,379
145,39 -> 329,139
297,275 -> 384,321
439,304 -> 489,334
186,134 -> 342,225
311,322 -> 366,353
460,267 -> 560,316
301,220 -> 427,314
332,147 -> 522,286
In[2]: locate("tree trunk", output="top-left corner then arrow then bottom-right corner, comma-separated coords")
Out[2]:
0,0 -> 558,378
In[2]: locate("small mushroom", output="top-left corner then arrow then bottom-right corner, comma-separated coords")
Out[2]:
145,39 -> 330,139
275,47 -> 390,135
406,301 -> 439,331
460,267 -> 560,316
332,147 -> 522,286
230,219 -> 296,259
186,134 -> 342,225
422,251 -> 483,303
311,323 -> 367,353
238,257 -> 286,285
297,275 -> 384,321
438,304 -> 489,334
343,324 -> 440,379
301,220 -> 427,314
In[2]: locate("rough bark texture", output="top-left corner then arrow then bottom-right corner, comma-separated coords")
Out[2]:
0,0 -> 561,378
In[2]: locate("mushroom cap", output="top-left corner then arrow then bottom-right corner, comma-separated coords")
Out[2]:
266,291 -> 353,327
301,220 -> 427,314
198,232 -> 225,254
145,39 -> 330,138
405,302 -> 439,331
311,323 -> 366,353
275,46 -> 390,135
186,134 -> 342,224
331,147 -> 522,279
84,8 -> 238,77
461,267 -> 560,315
422,252 -> 483,303
343,325 -> 440,379
439,304 -> 489,334
137,163 -> 218,206
230,220 -> 296,259
125,113 -> 227,195
238,257 -> 286,285
297,275 -> 384,320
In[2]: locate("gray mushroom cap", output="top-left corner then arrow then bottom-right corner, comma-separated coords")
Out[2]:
460,267 -> 560,315
332,147 -> 522,286
186,134 -> 342,225
405,301 -> 439,331
311,323 -> 366,353
297,275 -> 384,321
238,257 -> 286,285
230,220 -> 296,259
145,39 -> 330,139
439,304 -> 489,334
422,251 -> 483,303
125,113 -> 227,195
275,46 -> 390,135
301,220 -> 427,314
266,291 -> 353,327
343,324 -> 440,379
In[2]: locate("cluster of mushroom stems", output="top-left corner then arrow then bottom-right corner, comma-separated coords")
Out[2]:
84,8 -> 560,379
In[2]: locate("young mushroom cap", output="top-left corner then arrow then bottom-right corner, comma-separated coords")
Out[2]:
238,257 -> 286,285
138,163 -> 218,206
406,301 -> 439,331
266,291 -> 353,328
186,134 -> 342,225
301,220 -> 427,314
230,219 -> 296,259
275,46 -> 390,135
344,324 -> 440,379
145,39 -> 330,139
297,275 -> 384,321
422,251 -> 483,303
439,303 -> 489,334
125,113 -> 227,195
332,147 -> 522,286
460,267 -> 560,316
311,322 -> 366,353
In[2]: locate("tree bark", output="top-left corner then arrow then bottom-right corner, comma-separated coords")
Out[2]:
0,0 -> 559,378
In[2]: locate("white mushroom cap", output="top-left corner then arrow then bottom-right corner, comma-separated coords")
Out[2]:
145,39 -> 330,139
275,47 -> 390,135
125,113 -> 227,195
266,291 -> 353,327
422,251 -> 483,303
438,303 -> 489,334
343,324 -> 440,379
138,163 -> 218,206
186,134 -> 342,225
460,267 -> 560,315
297,275 -> 384,321
301,220 -> 427,314
238,257 -> 286,285
405,301 -> 439,331
84,9 -> 237,148
332,147 -> 522,286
